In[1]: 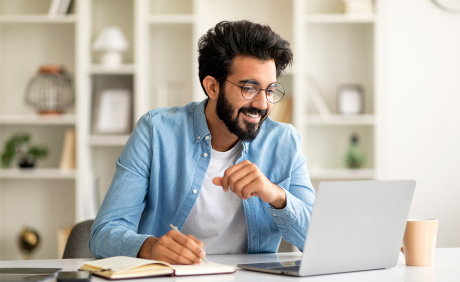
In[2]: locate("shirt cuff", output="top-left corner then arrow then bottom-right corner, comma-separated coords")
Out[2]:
123,234 -> 153,257
266,187 -> 300,224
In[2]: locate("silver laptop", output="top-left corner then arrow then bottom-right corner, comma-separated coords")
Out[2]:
238,180 -> 415,276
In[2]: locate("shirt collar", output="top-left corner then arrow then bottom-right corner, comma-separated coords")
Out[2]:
193,99 -> 250,154
193,99 -> 210,143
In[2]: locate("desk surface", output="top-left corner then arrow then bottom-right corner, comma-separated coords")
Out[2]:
2,248 -> 459,282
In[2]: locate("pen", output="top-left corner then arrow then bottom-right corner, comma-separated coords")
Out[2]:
169,224 -> 209,264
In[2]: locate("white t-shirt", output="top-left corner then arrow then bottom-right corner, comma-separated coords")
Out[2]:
182,141 -> 248,254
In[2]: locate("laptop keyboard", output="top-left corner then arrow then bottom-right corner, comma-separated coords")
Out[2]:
267,265 -> 300,272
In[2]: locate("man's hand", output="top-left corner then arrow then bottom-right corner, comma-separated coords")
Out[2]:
212,160 -> 286,209
138,230 -> 206,265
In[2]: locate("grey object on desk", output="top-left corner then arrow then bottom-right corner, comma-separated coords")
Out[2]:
62,220 -> 95,259
0,268 -> 61,282
239,180 -> 416,277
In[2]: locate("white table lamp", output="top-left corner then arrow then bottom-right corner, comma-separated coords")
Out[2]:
93,26 -> 129,67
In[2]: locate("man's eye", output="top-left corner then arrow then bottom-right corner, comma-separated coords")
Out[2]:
243,86 -> 257,92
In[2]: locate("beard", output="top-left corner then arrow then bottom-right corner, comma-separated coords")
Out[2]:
215,87 -> 268,142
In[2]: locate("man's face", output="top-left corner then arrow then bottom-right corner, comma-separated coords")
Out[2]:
215,56 -> 276,142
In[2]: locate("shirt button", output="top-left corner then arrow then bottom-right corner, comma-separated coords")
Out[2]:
197,136 -> 201,140
203,153 -> 208,157
272,214 -> 277,216
192,189 -> 197,194
205,136 -> 209,140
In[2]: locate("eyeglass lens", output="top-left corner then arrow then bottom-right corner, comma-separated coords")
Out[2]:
242,80 -> 285,103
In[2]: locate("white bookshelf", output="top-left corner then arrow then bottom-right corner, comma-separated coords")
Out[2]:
0,0 -> 79,261
0,15 -> 77,23
148,14 -> 195,24
89,135 -> 130,147
306,114 -> 375,126
303,14 -> 377,23
0,115 -> 76,125
0,168 -> 76,179
309,168 -> 375,180
0,0 -> 384,259
89,64 -> 136,74
295,0 -> 381,179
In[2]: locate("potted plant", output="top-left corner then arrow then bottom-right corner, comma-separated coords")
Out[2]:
1,133 -> 49,169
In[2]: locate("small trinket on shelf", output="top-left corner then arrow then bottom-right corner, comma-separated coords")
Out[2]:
345,134 -> 365,168
24,65 -> 74,115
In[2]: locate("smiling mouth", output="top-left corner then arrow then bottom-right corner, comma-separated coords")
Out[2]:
242,112 -> 261,122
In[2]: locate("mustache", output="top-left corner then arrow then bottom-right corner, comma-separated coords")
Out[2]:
238,107 -> 268,118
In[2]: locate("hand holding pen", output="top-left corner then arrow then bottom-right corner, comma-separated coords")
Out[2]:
137,224 -> 207,265
170,224 -> 209,264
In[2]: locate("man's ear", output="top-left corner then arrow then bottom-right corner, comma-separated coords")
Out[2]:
203,76 -> 220,100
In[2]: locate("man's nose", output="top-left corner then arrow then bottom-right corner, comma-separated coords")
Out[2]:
250,89 -> 269,110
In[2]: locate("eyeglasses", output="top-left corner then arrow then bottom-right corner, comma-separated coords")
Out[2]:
224,78 -> 285,104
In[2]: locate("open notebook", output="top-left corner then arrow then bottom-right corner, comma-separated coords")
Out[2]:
80,256 -> 235,279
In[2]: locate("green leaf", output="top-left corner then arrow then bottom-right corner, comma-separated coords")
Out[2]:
27,146 -> 49,159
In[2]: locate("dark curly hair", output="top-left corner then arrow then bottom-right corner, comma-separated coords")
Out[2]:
198,20 -> 293,97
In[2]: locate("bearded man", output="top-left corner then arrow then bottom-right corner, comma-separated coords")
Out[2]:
90,20 -> 316,264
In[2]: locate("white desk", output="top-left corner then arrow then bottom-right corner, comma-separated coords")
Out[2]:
2,249 -> 459,282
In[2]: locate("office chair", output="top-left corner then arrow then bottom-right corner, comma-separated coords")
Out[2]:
62,219 -> 96,259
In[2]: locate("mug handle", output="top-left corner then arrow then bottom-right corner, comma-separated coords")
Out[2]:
400,246 -> 404,254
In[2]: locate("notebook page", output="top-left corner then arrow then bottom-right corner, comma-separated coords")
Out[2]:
83,256 -> 171,273
172,262 -> 235,276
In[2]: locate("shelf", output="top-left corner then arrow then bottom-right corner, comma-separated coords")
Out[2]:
304,14 -> 376,23
306,115 -> 375,126
0,168 -> 76,180
89,135 -> 130,147
0,15 -> 77,24
0,115 -> 76,125
89,64 -> 136,75
148,14 -> 195,24
309,168 -> 375,180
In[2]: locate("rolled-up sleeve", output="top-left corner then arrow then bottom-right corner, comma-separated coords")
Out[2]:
89,113 -> 153,258
266,132 -> 316,252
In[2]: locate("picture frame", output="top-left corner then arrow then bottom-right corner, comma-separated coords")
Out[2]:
92,88 -> 132,134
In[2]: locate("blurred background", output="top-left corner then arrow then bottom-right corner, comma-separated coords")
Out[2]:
0,0 -> 459,260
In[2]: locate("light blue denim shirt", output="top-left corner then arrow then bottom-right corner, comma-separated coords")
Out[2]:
90,99 -> 316,258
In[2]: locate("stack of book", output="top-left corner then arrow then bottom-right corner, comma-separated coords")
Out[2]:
48,0 -> 73,16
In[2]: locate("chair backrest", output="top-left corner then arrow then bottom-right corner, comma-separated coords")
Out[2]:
62,219 -> 96,259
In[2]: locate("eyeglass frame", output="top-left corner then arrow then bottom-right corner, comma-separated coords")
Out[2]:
220,77 -> 285,104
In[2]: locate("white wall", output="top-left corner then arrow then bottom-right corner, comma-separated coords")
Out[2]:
383,0 -> 460,247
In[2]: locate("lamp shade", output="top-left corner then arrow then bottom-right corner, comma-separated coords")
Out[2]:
92,26 -> 129,52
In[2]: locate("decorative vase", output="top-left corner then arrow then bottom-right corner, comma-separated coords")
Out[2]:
24,65 -> 74,115
345,134 -> 365,168
18,227 -> 40,260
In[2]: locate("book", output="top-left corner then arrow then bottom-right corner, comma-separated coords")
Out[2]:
306,74 -> 331,117
48,0 -> 62,16
58,0 -> 72,15
59,128 -> 76,169
48,0 -> 73,16
80,256 -> 235,279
